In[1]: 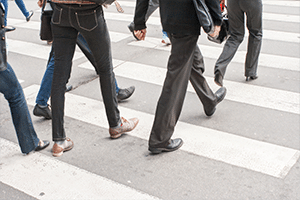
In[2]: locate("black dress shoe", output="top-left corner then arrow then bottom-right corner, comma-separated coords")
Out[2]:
5,26 -> 16,32
214,71 -> 223,87
127,22 -> 140,41
204,87 -> 227,116
33,104 -> 52,119
35,140 -> 50,151
117,86 -> 135,102
148,138 -> 183,154
246,76 -> 258,81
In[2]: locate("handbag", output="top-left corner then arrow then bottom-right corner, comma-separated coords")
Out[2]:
40,0 -> 53,41
193,0 -> 214,34
207,10 -> 229,44
207,1 -> 229,44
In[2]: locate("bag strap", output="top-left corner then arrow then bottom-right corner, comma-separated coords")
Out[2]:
41,0 -> 47,13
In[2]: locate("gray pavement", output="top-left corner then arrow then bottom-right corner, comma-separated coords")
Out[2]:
0,0 -> 300,199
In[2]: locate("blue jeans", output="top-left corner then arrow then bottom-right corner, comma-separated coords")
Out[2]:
36,48 -> 54,106
0,63 -> 39,154
0,0 -> 8,26
14,0 -> 30,18
51,3 -> 120,140
35,34 -> 120,106
0,0 -> 30,26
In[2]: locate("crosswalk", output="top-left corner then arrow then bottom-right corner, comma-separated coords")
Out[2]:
1,0 -> 300,199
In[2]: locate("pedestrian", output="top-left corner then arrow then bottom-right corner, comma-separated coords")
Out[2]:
49,0 -> 139,157
128,0 -> 170,45
0,4 -> 49,154
214,0 -> 262,86
133,0 -> 227,154
0,0 -> 34,31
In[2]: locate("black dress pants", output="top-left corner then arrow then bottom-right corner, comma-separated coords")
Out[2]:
149,34 -> 217,148
214,0 -> 262,77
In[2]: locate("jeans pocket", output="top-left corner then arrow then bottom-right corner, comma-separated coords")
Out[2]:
75,10 -> 98,31
51,6 -> 62,25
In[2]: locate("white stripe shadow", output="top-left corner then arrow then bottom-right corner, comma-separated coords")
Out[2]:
0,138 -> 160,200
128,38 -> 300,72
23,85 -> 300,179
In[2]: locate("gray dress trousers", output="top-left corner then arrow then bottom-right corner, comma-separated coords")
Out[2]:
215,0 -> 263,77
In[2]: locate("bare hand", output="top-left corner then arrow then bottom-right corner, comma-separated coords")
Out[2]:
209,25 -> 221,38
37,0 -> 43,8
134,29 -> 147,40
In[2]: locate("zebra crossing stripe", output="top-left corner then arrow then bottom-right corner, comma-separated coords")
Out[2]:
120,0 -> 300,8
6,39 -> 84,61
23,85 -> 300,179
0,138 -> 160,200
263,0 -> 300,7
128,38 -> 300,72
8,18 -> 131,43
8,9 -> 300,44
78,59 -> 300,115
6,34 -> 299,72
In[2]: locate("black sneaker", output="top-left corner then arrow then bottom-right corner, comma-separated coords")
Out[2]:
117,86 -> 135,102
26,11 -> 34,22
33,104 -> 52,119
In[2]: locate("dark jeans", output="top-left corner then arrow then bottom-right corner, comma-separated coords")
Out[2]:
0,63 -> 39,153
149,34 -> 216,148
214,0 -> 262,77
51,3 -> 120,141
35,34 -> 121,107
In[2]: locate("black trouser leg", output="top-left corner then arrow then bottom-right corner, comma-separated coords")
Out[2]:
149,34 -> 198,148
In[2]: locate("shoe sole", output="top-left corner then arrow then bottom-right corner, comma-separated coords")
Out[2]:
52,143 -> 74,157
33,112 -> 52,119
216,88 -> 227,104
117,88 -> 135,102
149,141 -> 183,154
110,119 -> 139,139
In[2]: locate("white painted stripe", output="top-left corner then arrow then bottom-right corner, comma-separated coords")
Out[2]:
79,59 -> 125,70
9,19 -> 130,43
18,79 -> 24,83
114,60 -> 300,114
128,38 -> 300,72
7,39 -> 84,61
105,11 -> 300,31
0,138 -> 160,200
79,58 -> 300,114
8,12 -> 300,44
23,85 -> 300,178
263,0 -> 300,7
121,0 -> 300,8
262,29 -> 300,43
263,12 -> 300,23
